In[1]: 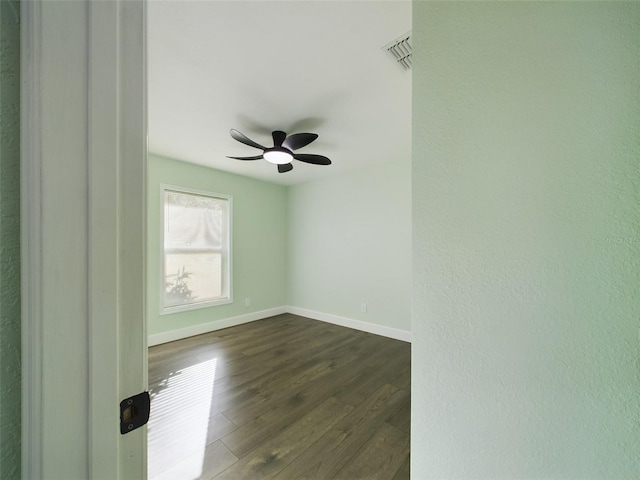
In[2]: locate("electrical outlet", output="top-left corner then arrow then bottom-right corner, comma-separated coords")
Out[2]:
244,297 -> 251,307
360,302 -> 367,314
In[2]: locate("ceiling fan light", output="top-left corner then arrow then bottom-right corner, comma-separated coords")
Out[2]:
263,148 -> 293,165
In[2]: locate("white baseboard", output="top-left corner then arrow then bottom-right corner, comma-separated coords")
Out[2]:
148,306 -> 287,346
148,305 -> 412,346
285,306 -> 412,343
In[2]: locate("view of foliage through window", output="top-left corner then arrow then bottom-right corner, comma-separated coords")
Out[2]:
163,188 -> 231,311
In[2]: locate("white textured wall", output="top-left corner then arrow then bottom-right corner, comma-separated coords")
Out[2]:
412,2 -> 640,478
288,160 -> 412,333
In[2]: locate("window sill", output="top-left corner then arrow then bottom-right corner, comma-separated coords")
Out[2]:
161,297 -> 233,315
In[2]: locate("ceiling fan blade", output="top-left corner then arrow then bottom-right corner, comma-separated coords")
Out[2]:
272,130 -> 287,147
283,133 -> 318,151
293,153 -> 331,165
226,155 -> 264,161
278,163 -> 293,173
230,129 -> 266,150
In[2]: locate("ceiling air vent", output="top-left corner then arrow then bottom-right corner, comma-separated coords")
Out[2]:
382,31 -> 412,70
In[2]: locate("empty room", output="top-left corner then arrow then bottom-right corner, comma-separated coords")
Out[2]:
145,1 -> 412,478
13,1 -> 639,479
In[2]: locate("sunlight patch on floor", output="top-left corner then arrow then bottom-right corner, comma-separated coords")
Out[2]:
148,358 -> 217,479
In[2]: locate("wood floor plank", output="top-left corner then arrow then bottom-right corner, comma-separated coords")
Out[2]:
201,329 -> 366,421
205,413 -> 238,446
197,440 -> 240,480
390,364 -> 411,390
392,454 -> 411,480
220,335 -> 370,427
239,319 -> 340,357
362,337 -> 410,369
181,320 -> 358,404
271,383 -> 409,480
149,315 -> 306,369
220,354 -> 366,456
150,439 -> 238,480
332,422 -> 410,480
213,397 -> 353,480
333,355 -> 409,407
386,392 -> 411,433
148,314 -> 411,480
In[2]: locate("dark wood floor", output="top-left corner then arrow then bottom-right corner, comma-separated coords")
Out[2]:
148,313 -> 411,480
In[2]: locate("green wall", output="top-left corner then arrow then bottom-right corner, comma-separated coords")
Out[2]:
288,160 -> 411,332
0,1 -> 20,477
412,2 -> 640,478
148,155 -> 288,336
149,155 -> 412,339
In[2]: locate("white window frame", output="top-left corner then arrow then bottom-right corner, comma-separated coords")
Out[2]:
160,184 -> 233,314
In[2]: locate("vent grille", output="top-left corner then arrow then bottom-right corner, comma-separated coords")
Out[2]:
382,31 -> 412,70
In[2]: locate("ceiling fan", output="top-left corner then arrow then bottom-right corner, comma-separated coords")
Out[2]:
227,129 -> 331,173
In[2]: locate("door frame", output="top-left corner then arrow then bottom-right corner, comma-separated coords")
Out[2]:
21,1 -> 147,478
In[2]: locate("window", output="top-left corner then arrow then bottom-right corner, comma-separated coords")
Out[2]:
161,185 -> 232,313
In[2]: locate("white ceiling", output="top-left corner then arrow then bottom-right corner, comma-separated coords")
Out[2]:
148,0 -> 412,186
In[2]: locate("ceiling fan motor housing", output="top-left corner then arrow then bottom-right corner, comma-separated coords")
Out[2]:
263,146 -> 294,164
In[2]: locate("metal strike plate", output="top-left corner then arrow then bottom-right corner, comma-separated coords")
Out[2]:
120,391 -> 150,434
